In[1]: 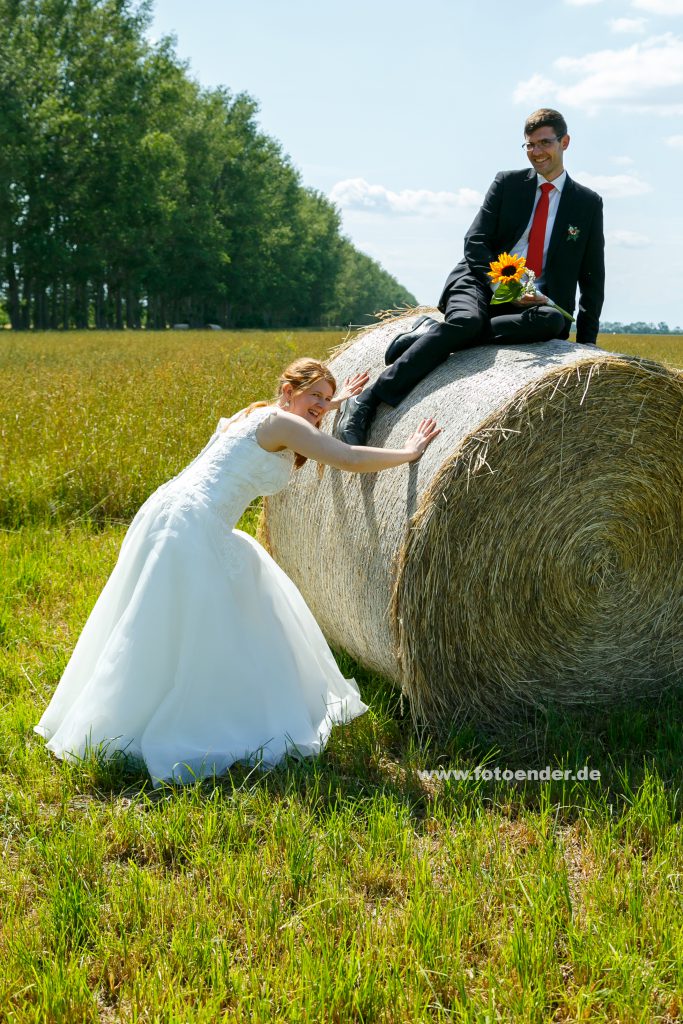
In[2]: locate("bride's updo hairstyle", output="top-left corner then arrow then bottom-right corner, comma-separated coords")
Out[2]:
278,358 -> 336,404
247,357 -> 337,469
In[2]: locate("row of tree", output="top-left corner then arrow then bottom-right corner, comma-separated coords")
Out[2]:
599,321 -> 682,335
0,0 -> 416,330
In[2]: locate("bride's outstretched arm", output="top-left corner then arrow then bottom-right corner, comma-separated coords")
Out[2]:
257,410 -> 440,472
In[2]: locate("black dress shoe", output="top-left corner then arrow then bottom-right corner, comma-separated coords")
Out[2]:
384,314 -> 435,365
334,394 -> 378,446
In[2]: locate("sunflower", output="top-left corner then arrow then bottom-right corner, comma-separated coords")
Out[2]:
488,252 -> 526,284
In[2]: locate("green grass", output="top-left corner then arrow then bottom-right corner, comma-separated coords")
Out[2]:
598,332 -> 683,367
1,331 -> 682,1022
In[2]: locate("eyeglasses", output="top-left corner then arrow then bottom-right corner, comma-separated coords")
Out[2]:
522,137 -> 561,152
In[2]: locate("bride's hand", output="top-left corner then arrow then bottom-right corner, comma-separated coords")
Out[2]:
404,418 -> 441,460
329,371 -> 370,409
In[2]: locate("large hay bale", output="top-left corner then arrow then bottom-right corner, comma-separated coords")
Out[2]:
263,312 -> 683,728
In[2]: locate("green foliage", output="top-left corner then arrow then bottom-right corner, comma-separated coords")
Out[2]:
332,239 -> 416,326
490,280 -> 522,305
0,0 -> 416,331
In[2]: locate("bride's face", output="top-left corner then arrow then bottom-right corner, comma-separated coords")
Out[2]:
287,379 -> 335,427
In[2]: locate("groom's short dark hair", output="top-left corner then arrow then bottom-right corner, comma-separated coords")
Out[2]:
524,108 -> 568,139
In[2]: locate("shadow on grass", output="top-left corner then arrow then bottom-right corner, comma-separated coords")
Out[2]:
59,650 -> 683,828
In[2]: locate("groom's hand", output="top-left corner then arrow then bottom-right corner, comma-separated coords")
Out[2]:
513,293 -> 547,307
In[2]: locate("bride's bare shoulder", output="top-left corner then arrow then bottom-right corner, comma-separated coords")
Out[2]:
219,409 -> 249,433
220,405 -> 281,434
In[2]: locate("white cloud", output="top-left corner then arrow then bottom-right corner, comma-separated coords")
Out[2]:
612,155 -> 635,165
514,33 -> 683,113
631,0 -> 683,13
572,171 -> 653,197
609,17 -> 647,32
607,230 -> 651,247
565,0 -> 604,5
329,178 -> 483,217
665,133 -> 683,147
513,73 -> 556,105
621,101 -> 683,114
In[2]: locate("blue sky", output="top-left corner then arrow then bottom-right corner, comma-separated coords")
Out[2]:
150,0 -> 683,326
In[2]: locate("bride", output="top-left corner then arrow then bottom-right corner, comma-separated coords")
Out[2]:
35,358 -> 439,785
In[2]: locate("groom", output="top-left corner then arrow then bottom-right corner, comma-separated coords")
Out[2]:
336,108 -> 605,445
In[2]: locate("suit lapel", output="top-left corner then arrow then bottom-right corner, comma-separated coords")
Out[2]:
546,174 -> 576,267
510,170 -> 538,246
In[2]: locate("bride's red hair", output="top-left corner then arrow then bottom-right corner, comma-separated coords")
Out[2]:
245,358 -> 337,469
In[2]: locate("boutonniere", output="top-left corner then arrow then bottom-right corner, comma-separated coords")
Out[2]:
567,225 -> 580,242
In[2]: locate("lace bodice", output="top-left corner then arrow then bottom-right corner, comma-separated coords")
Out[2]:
152,406 -> 293,528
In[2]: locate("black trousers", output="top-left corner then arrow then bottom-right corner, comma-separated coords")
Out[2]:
373,273 -> 566,408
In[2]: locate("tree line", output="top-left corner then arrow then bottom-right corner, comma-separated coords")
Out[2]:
599,321 -> 682,335
0,0 -> 416,330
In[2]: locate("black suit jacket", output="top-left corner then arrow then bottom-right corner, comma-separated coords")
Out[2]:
438,169 -> 605,345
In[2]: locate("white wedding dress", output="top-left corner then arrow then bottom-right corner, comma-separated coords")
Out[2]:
35,406 -> 367,784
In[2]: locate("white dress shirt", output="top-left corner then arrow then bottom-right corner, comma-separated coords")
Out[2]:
510,170 -> 566,291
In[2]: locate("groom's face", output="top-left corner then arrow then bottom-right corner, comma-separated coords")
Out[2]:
524,126 -> 569,182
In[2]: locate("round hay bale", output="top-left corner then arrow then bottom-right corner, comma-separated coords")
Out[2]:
263,312 -> 683,728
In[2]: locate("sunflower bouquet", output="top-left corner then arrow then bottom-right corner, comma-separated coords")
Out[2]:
488,252 -> 573,321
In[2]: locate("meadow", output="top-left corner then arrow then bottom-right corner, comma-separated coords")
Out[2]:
1,329 -> 682,1022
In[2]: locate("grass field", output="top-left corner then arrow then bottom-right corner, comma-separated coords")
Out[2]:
1,330 -> 682,1022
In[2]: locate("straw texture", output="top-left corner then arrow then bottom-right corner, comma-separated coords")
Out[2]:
263,312 -> 683,727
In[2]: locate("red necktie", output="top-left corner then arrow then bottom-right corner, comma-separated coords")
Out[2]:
525,182 -> 554,278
